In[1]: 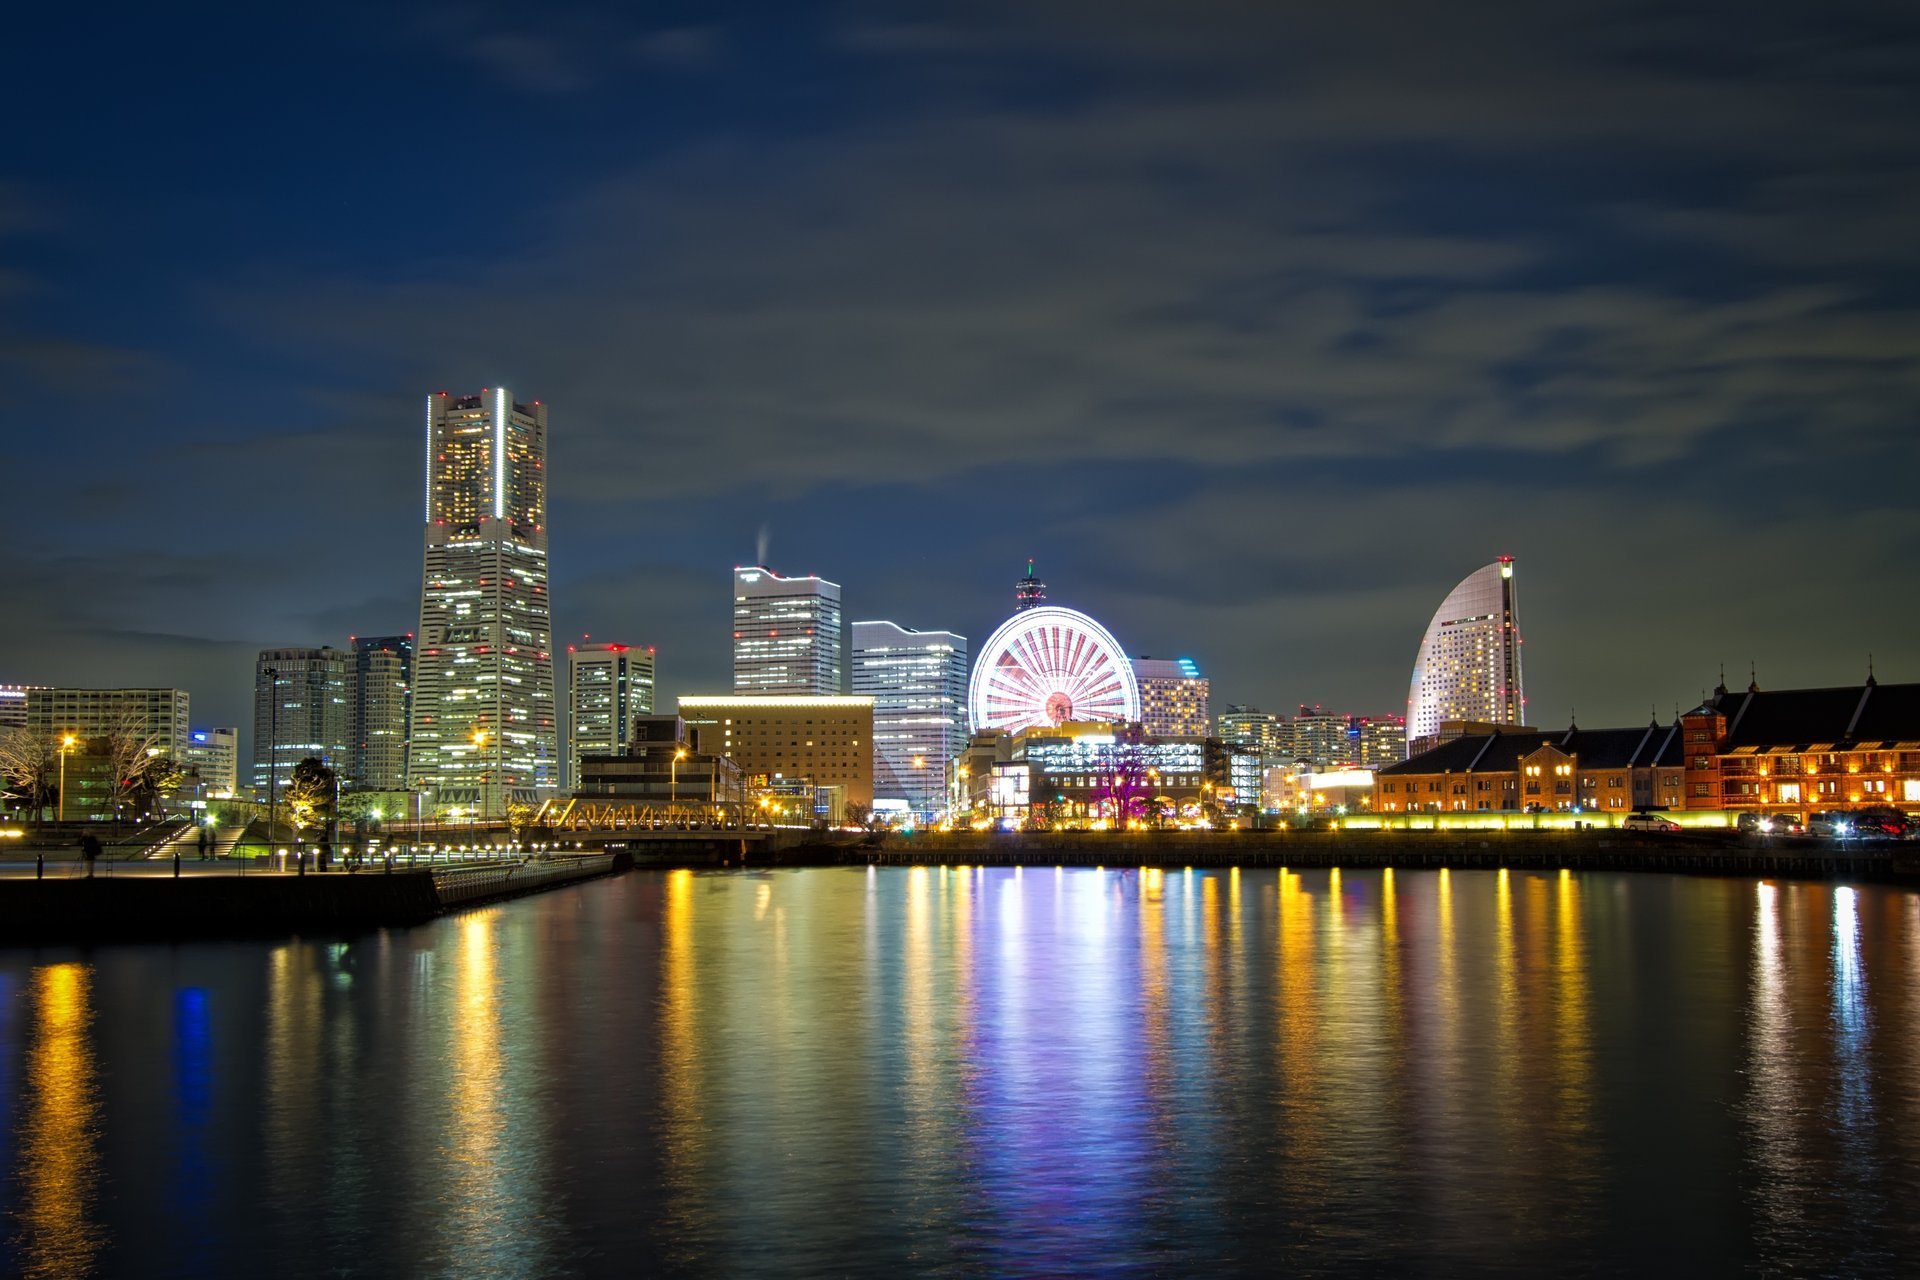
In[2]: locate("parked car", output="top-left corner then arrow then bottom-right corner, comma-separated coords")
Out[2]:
1808,811 -> 1852,839
1851,807 -> 1909,840
1622,812 -> 1681,833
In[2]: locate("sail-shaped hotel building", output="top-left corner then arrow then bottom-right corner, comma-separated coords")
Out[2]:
1405,557 -> 1526,753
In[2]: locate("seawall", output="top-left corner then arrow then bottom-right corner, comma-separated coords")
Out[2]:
0,854 -> 628,944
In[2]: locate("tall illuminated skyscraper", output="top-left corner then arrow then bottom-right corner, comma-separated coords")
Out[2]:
1406,557 -> 1525,752
852,620 -> 968,819
733,566 -> 843,695
349,634 -> 413,792
409,389 -> 556,817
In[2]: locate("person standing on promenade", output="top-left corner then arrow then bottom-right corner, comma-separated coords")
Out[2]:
80,832 -> 101,878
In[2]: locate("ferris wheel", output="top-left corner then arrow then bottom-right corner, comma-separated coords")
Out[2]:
968,605 -> 1141,733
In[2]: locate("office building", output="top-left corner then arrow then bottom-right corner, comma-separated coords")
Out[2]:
409,389 -> 558,816
26,686 -> 192,761
1406,557 -> 1525,752
1132,657 -> 1210,738
252,647 -> 351,798
678,695 -> 873,810
181,726 -> 239,798
1015,559 -> 1047,612
567,643 -> 655,789
0,684 -> 41,730
350,634 -> 413,791
733,566 -> 844,695
574,715 -> 744,812
852,620 -> 968,819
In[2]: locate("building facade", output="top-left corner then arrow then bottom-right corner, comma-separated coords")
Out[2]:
181,726 -> 239,798
851,620 -> 967,820
1375,721 -> 1683,814
1680,677 -> 1920,818
732,566 -> 844,696
26,687 -> 192,762
574,715 -> 744,814
350,634 -> 413,792
409,389 -> 558,816
1406,557 -> 1525,753
1132,657 -> 1210,738
566,643 -> 656,790
252,648 -> 351,798
678,695 -> 874,810
0,685 -> 41,730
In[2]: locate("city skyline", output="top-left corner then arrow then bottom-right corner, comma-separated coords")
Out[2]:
5,3 -> 1917,767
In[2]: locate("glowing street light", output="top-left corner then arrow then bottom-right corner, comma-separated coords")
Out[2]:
57,733 -> 77,823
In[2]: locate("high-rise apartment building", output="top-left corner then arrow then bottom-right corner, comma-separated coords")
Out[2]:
1217,705 -> 1286,755
409,390 -> 557,816
181,726 -> 239,798
349,634 -> 413,792
733,566 -> 843,696
567,643 -> 655,789
852,621 -> 968,819
1353,714 -> 1408,768
1291,705 -> 1354,770
1132,657 -> 1210,737
26,687 -> 192,760
252,648 -> 351,798
1406,557 -> 1526,752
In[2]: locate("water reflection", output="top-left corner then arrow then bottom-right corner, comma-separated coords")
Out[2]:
15,963 -> 103,1279
2,869 -> 1919,1277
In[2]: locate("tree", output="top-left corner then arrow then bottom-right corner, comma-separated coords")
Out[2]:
284,757 -> 338,838
105,712 -> 180,823
504,798 -> 537,847
0,728 -> 59,822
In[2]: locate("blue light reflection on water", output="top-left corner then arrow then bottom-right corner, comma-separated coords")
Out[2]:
1,868 -> 1919,1278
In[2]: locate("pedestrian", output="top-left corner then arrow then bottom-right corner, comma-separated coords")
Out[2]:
197,825 -> 211,860
80,832 -> 101,878
317,837 -> 331,873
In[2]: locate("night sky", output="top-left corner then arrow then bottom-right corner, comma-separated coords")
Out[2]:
7,1 -> 1919,757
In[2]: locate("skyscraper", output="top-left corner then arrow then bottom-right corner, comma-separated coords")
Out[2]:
252,648 -> 351,798
1406,557 -> 1525,752
409,389 -> 557,817
1015,559 -> 1046,611
566,643 -> 655,790
1131,656 -> 1210,737
852,621 -> 968,820
733,566 -> 843,696
349,634 -> 413,792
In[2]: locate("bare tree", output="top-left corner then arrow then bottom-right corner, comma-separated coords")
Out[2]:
0,727 -> 59,821
105,712 -> 178,823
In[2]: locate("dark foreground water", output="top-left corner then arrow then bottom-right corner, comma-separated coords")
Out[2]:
2,867 -> 1918,1277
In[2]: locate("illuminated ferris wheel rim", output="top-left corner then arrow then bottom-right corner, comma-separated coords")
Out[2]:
967,605 -> 1141,733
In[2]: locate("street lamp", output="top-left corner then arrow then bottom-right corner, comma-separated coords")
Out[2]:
471,727 -> 490,824
57,733 -> 77,823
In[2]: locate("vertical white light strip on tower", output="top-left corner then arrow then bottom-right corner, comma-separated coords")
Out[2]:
494,386 -> 507,520
424,394 -> 435,523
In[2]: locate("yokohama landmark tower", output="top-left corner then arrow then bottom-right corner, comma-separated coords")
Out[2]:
409,389 -> 557,816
